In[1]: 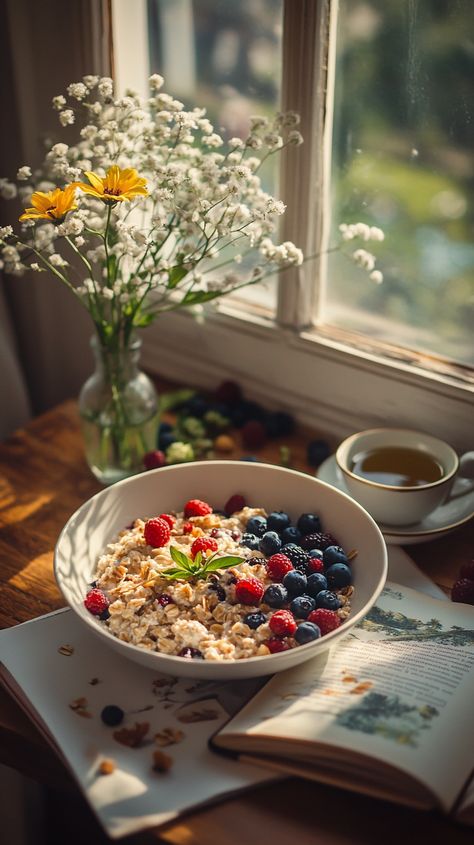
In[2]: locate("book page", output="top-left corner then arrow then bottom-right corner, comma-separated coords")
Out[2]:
216,583 -> 474,813
0,609 -> 274,839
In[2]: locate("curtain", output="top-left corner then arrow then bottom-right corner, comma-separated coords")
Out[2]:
0,0 -> 112,437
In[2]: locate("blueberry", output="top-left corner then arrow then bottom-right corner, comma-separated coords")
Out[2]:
244,611 -> 267,629
240,533 -> 260,550
290,595 -> 316,618
158,421 -> 173,435
240,455 -> 259,462
178,647 -> 204,659
297,513 -> 322,536
265,411 -> 295,438
101,705 -> 124,727
281,526 -> 302,545
283,570 -> 308,596
99,608 -> 111,621
306,573 -> 328,597
295,622 -> 321,644
259,531 -> 282,556
308,549 -> 324,560
306,439 -> 331,468
263,584 -> 289,608
246,515 -> 268,537
323,545 -> 348,566
315,590 -> 341,610
158,430 -> 177,450
184,396 -> 209,418
325,563 -> 352,589
267,511 -> 292,532
231,401 -> 266,428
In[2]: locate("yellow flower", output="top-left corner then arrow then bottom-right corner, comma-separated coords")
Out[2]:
19,185 -> 78,223
76,165 -> 148,204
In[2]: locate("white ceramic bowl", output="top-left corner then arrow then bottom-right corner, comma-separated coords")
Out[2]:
54,461 -> 388,679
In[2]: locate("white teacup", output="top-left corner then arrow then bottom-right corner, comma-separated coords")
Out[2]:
336,428 -> 474,526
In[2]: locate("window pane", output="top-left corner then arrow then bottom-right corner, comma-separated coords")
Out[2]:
147,0 -> 283,312
327,0 -> 474,366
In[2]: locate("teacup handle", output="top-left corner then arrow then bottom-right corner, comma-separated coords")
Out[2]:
446,451 -> 474,502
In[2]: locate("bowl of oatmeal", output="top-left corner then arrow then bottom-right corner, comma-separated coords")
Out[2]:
54,461 -> 387,679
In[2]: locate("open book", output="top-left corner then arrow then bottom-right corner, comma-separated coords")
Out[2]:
211,582 -> 474,825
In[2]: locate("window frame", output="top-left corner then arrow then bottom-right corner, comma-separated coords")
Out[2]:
111,0 -> 474,452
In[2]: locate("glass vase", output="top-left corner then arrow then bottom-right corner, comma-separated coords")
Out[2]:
79,334 -> 159,485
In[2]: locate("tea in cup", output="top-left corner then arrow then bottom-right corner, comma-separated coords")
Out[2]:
336,428 -> 474,526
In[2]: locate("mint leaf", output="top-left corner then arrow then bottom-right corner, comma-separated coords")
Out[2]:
161,567 -> 190,580
169,546 -> 193,571
203,555 -> 243,573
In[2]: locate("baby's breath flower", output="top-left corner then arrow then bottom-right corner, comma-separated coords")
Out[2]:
59,109 -> 75,127
0,225 -> 13,240
49,253 -> 68,268
288,130 -> 304,146
52,95 -> 66,110
353,249 -> 376,272
369,270 -> 383,284
149,73 -> 164,91
67,82 -> 88,101
17,166 -> 32,181
0,179 -> 17,200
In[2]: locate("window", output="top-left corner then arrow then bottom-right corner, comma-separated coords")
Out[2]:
112,0 -> 473,449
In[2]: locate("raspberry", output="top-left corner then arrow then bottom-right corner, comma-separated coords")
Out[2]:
241,419 -> 267,449
307,557 -> 325,574
266,553 -> 294,582
459,560 -> 474,581
158,513 -> 175,528
191,536 -> 218,559
451,578 -> 474,605
143,450 -> 166,470
84,588 -> 109,616
307,608 -> 341,635
269,610 -> 297,636
224,494 -> 246,515
184,499 -> 213,518
235,576 -> 265,605
266,637 -> 291,654
183,521 -> 193,534
144,517 -> 171,548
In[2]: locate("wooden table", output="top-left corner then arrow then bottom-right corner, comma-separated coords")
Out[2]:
1,401 -> 473,845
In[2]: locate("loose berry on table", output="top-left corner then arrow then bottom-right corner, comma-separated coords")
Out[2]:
266,511 -> 291,533
241,420 -> 267,449
296,513 -> 322,536
294,622 -> 321,644
240,532 -> 261,550
259,531 -> 282,557
101,705 -> 125,727
244,611 -> 267,629
322,545 -> 348,565
451,578 -> 474,605
315,590 -> 342,611
214,434 -> 236,453
289,595 -> 316,619
306,439 -> 331,467
247,515 -> 268,537
266,553 -> 294,582
307,573 -> 329,600
281,526 -> 302,545
282,569 -> 308,596
224,493 -> 246,515
269,610 -> 297,636
264,411 -> 295,438
235,576 -> 265,605
183,499 -> 213,518
263,583 -> 289,608
325,562 -> 352,589
215,379 -> 243,405
144,517 -> 171,548
84,588 -> 110,616
191,536 -> 218,559
307,608 -> 341,635
143,450 -> 167,470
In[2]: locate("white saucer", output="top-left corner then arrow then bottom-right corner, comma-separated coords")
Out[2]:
317,455 -> 474,545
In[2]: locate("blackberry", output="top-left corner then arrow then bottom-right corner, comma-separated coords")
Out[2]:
296,513 -> 322,536
281,544 -> 311,571
246,515 -> 268,537
244,611 -> 267,629
300,532 -> 338,552
247,556 -> 266,566
263,584 -> 289,608
267,511 -> 291,532
208,582 -> 226,601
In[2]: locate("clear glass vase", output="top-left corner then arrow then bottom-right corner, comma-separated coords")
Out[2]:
79,334 -> 159,485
